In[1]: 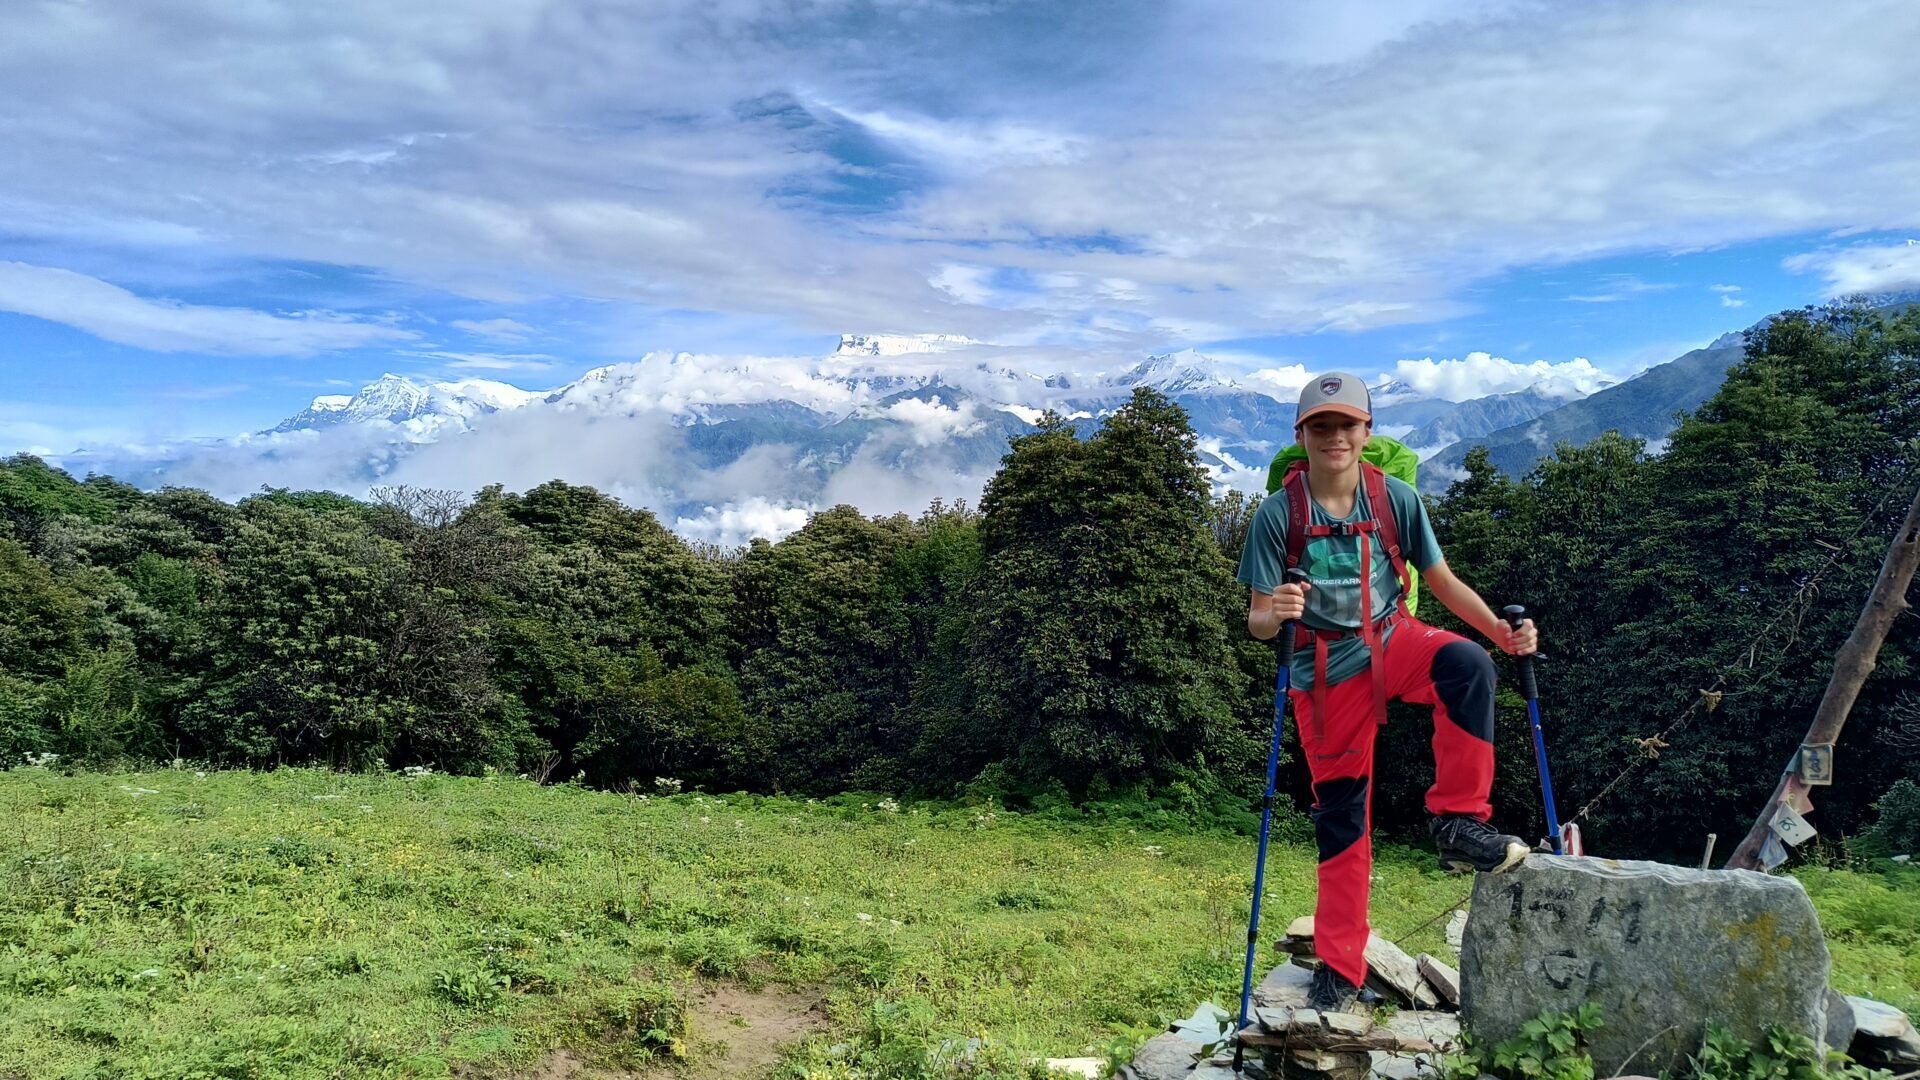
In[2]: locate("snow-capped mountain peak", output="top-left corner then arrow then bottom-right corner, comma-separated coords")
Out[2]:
268,374 -> 543,436
1368,377 -> 1441,406
1117,350 -> 1235,396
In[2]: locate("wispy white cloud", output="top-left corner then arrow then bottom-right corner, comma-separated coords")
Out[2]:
1783,241 -> 1920,296
450,317 -> 534,342
408,350 -> 558,371
0,262 -> 415,355
0,0 -> 1911,356
1711,284 -> 1746,307
1565,276 -> 1677,303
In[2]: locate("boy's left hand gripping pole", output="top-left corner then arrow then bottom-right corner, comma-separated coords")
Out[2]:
1234,568 -> 1308,1074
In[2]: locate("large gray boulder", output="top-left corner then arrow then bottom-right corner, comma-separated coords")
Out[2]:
1460,856 -> 1832,1076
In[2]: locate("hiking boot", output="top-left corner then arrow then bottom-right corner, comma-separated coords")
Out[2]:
1430,814 -> 1529,873
1305,965 -> 1373,1014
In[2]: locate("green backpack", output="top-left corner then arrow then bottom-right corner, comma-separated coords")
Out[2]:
1264,435 -> 1423,616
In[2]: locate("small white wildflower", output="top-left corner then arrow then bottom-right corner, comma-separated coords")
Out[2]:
877,798 -> 900,813
169,758 -> 185,770
194,771 -> 207,780
311,794 -> 343,801
401,765 -> 433,779
1143,845 -> 1164,856
856,912 -> 873,922
700,816 -> 711,823
23,752 -> 58,768
653,777 -> 683,795
357,805 -> 372,813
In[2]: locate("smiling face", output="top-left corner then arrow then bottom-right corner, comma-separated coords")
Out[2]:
1298,413 -> 1372,471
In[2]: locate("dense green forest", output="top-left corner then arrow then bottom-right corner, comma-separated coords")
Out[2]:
3,303 -> 1916,859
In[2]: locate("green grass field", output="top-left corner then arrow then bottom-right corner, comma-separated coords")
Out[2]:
2,767 -> 1914,1079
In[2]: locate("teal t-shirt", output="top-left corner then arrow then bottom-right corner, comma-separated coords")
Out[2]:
1235,473 -> 1443,691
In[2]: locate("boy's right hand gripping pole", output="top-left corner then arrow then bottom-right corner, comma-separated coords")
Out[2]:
1503,604 -> 1563,855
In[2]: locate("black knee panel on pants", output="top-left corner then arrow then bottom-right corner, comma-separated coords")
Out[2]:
1311,775 -> 1369,863
1431,639 -> 1496,742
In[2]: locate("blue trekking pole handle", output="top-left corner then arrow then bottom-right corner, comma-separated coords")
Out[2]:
1236,569 -> 1307,1070
1504,605 -> 1562,856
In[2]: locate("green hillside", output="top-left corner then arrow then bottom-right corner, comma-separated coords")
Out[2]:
2,767 -> 1914,1079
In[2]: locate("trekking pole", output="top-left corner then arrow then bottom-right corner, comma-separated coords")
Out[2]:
1235,568 -> 1308,1074
1503,605 -> 1563,856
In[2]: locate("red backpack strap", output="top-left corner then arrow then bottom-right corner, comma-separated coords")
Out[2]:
1361,462 -> 1413,614
1281,461 -> 1311,573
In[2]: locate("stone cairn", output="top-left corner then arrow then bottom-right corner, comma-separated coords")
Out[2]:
1117,914 -> 1465,1080
1119,856 -> 1920,1080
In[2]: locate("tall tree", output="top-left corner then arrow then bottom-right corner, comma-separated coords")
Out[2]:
963,390 -> 1262,798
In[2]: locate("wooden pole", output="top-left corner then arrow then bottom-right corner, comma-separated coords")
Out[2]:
1726,480 -> 1920,871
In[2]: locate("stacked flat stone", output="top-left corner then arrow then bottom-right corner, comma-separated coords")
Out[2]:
1234,916 -> 1466,1080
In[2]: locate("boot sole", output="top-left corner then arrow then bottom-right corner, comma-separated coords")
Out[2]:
1437,840 -> 1529,875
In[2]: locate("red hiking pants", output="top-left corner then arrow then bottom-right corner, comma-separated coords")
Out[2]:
1290,617 -> 1497,989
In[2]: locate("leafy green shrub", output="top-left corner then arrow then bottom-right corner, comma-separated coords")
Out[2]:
430,964 -> 509,1009
1447,1003 -> 1601,1080
1687,1023 -> 1887,1080
1854,779 -> 1920,861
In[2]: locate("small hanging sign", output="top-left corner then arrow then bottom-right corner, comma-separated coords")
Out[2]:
1758,832 -> 1790,871
1796,742 -> 1835,786
1784,775 -> 1815,815
1771,804 -> 1818,847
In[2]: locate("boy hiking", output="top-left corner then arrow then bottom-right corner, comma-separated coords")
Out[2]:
1237,372 -> 1538,1013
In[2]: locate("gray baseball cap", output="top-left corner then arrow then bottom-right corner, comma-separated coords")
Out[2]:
1295,372 -> 1372,427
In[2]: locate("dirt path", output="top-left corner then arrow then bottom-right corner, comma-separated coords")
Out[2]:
510,982 -> 829,1079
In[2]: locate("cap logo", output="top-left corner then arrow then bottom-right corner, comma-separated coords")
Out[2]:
1319,377 -> 1343,396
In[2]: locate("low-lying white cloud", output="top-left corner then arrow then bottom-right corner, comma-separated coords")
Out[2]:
876,397 -> 987,446
1241,364 -> 1313,400
1783,242 -> 1920,296
1391,353 -> 1619,402
0,262 -> 415,356
674,497 -> 814,547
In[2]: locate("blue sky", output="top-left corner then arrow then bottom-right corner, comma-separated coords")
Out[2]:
3,0 -> 1919,454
